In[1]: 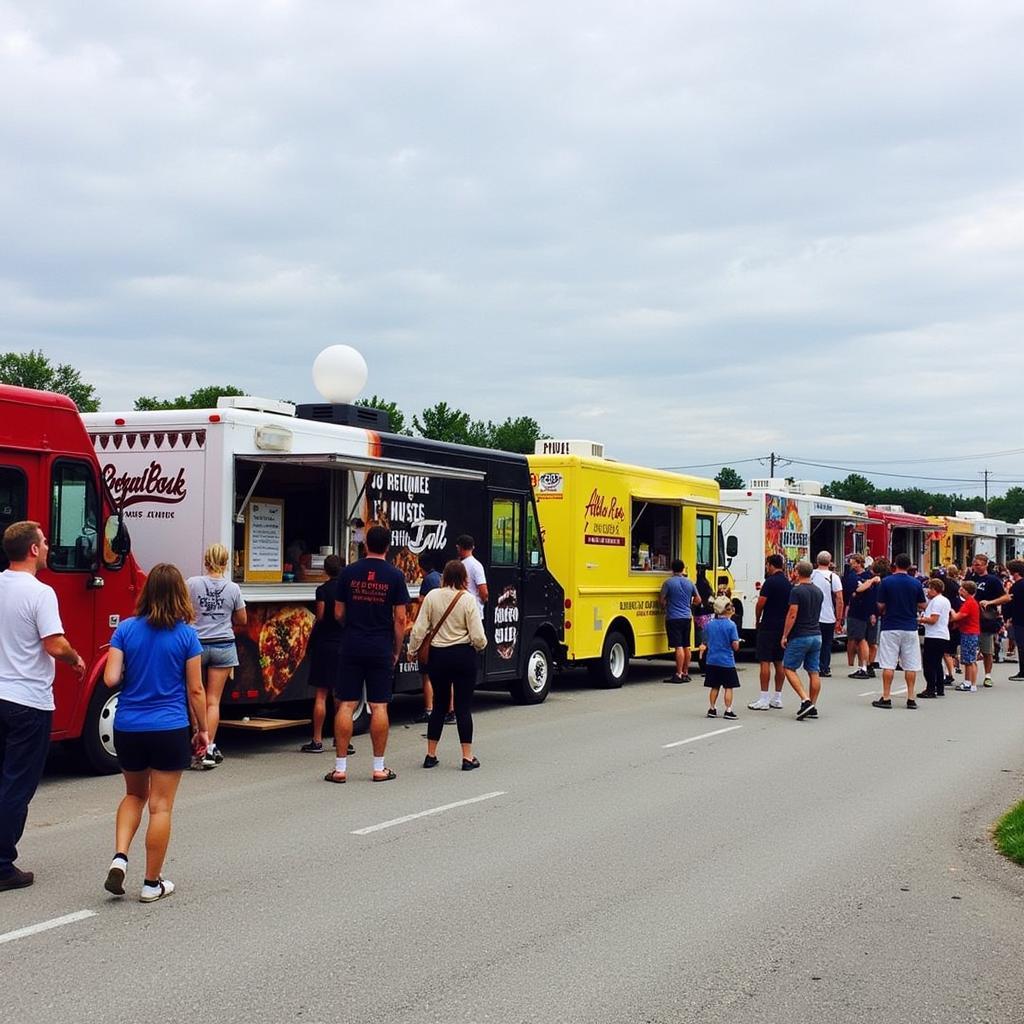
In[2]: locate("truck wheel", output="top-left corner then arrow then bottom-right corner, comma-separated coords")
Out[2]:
76,683 -> 122,775
589,630 -> 630,688
509,637 -> 552,705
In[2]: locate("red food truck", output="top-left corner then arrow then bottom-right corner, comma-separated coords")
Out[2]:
0,385 -> 143,772
864,505 -> 938,568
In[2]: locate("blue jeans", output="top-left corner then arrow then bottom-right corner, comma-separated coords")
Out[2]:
783,634 -> 822,674
0,698 -> 53,876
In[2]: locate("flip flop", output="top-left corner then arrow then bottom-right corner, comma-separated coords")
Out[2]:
372,768 -> 397,782
323,771 -> 346,784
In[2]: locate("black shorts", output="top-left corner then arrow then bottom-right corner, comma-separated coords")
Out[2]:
308,639 -> 341,691
947,629 -> 961,655
666,618 -> 692,649
114,727 -> 192,773
704,664 -> 740,688
336,650 -> 394,704
755,627 -> 784,664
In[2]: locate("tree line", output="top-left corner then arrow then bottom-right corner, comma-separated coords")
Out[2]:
713,465 -> 1024,525
0,349 -> 546,455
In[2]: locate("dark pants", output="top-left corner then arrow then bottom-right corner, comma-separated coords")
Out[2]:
427,644 -> 477,745
922,638 -> 947,694
0,698 -> 53,877
819,624 -> 835,674
1014,625 -> 1024,676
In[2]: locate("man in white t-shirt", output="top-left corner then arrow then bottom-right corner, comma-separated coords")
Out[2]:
811,551 -> 844,678
457,534 -> 489,618
0,522 -> 85,892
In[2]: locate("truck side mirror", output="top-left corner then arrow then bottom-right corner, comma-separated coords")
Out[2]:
726,535 -> 738,558
104,513 -> 131,566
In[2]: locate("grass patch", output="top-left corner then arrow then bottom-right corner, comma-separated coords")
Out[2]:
994,800 -> 1024,866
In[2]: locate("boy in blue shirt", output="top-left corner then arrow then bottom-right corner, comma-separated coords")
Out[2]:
700,596 -> 741,719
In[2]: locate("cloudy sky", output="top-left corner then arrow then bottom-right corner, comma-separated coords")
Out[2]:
3,1 -> 1023,494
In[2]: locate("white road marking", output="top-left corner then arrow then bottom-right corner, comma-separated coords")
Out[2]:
0,909 -> 96,946
662,725 -> 742,749
858,686 -> 908,697
352,791 -> 506,835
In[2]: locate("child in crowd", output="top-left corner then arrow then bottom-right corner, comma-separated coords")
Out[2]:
951,580 -> 980,692
700,596 -> 741,719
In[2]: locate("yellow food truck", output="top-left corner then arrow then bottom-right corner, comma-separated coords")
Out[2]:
528,440 -> 740,687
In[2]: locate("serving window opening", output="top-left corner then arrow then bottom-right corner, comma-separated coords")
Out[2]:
233,460 -> 336,583
631,500 -> 679,572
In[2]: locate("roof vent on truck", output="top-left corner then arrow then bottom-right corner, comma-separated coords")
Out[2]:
217,396 -> 296,417
534,439 -> 605,459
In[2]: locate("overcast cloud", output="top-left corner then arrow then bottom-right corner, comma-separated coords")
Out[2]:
2,1 -> 1023,494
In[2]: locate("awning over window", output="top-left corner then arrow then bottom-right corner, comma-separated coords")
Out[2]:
236,452 -> 485,482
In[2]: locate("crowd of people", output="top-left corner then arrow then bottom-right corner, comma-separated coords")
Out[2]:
660,550 -> 1024,721
0,520 -> 487,901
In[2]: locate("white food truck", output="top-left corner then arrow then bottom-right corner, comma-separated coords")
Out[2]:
720,479 -> 869,642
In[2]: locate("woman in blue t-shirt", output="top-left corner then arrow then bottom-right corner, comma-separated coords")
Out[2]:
102,563 -> 207,904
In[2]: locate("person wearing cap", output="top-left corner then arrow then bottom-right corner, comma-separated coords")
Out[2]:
699,596 -> 740,719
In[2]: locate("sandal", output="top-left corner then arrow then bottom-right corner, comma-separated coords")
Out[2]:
372,768 -> 397,782
323,770 -> 347,784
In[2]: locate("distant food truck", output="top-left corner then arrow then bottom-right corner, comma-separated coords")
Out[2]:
719,479 -> 868,641
83,398 -> 565,726
865,506 -> 936,568
527,440 -> 740,686
1,384 -> 142,772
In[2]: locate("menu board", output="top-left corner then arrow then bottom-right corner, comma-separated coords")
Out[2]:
244,498 -> 284,582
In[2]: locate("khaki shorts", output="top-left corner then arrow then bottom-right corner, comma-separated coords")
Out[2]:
877,630 -> 922,672
978,632 -> 996,656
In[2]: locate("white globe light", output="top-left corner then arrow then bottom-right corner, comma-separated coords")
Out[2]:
312,345 -> 368,404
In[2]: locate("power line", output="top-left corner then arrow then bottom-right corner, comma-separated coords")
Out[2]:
779,457 -> 986,484
790,447 -> 1024,467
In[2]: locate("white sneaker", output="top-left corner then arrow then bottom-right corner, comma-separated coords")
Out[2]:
140,877 -> 175,903
769,696 -> 784,709
747,697 -> 770,710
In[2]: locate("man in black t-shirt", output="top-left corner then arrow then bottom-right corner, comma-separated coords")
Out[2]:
780,560 -> 824,720
748,554 -> 791,710
325,526 -> 410,783
982,558 -> 1024,681
964,554 -> 1004,685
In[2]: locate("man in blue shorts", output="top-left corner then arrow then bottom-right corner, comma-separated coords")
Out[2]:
326,526 -> 410,783
659,560 -> 701,682
780,560 -> 823,720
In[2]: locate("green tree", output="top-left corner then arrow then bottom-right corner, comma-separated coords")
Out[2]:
714,466 -> 745,489
989,487 -> 1024,524
822,473 -> 876,504
356,395 -> 411,435
488,416 -> 546,454
413,402 -> 489,446
134,384 -> 247,411
0,349 -> 100,411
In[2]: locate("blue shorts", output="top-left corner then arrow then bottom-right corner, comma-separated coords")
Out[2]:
200,641 -> 239,669
783,634 -> 822,674
959,634 -> 979,664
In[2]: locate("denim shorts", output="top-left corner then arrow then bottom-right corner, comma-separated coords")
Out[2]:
200,641 -> 239,669
783,634 -> 821,673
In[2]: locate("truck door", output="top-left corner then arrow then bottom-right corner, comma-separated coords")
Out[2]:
485,492 -> 524,679
0,464 -> 29,570
45,458 -> 101,735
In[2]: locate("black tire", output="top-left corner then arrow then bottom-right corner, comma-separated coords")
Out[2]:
588,630 -> 630,688
75,682 -> 122,775
509,637 -> 553,705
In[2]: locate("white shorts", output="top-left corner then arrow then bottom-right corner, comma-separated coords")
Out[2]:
878,630 -> 922,672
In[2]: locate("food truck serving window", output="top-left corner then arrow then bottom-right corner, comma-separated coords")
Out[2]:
631,500 -> 679,571
0,466 -> 27,572
491,498 -> 521,566
696,514 -> 714,569
49,460 -> 100,572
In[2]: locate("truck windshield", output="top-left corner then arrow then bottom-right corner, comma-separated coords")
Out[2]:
696,513 -> 714,569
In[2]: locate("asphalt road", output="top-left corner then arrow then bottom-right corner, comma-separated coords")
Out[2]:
4,657 -> 1024,1024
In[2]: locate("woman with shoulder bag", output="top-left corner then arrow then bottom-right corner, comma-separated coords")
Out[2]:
408,559 -> 487,770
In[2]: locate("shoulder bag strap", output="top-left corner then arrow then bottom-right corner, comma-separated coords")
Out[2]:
425,591 -> 465,646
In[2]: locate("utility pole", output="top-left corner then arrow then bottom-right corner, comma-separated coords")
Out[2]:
770,451 -> 776,477
983,469 -> 990,516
